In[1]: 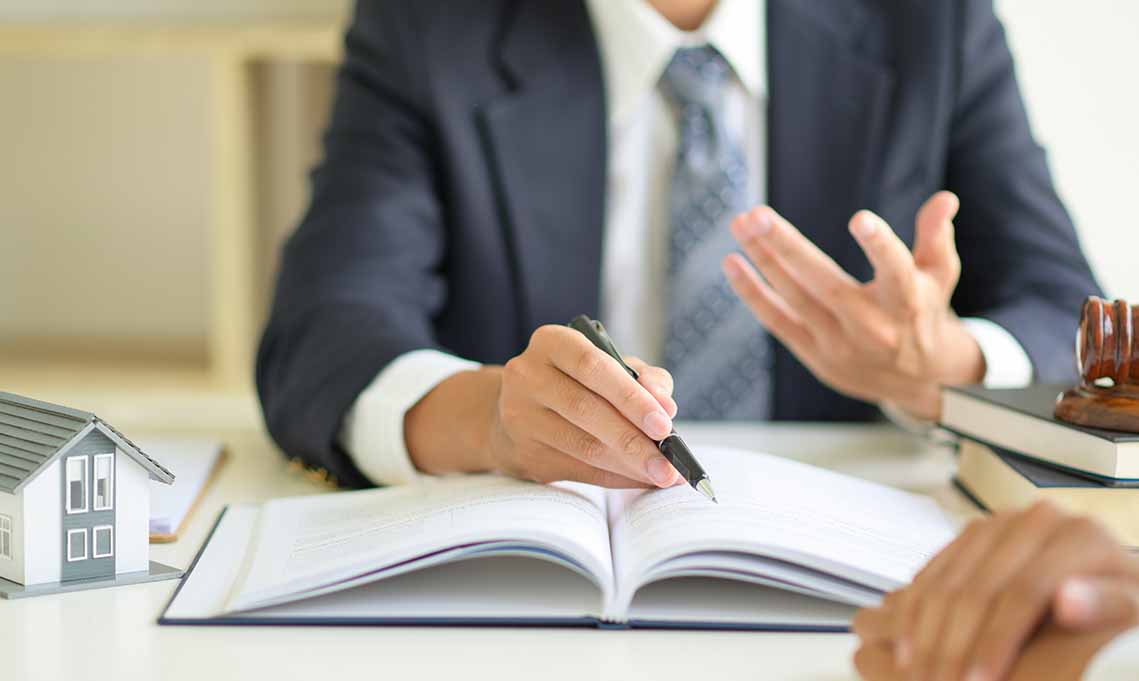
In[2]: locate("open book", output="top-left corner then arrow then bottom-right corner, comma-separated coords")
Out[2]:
160,447 -> 957,630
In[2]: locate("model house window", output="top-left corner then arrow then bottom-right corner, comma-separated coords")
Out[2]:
93,525 -> 114,558
93,454 -> 114,511
66,456 -> 88,514
67,528 -> 87,562
0,514 -> 11,560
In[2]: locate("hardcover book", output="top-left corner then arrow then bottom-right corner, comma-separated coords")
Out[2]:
160,448 -> 956,631
941,384 -> 1139,484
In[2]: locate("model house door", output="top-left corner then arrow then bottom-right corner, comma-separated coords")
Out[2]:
61,439 -> 116,582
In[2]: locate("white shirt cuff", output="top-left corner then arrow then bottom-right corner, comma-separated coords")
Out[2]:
961,316 -> 1034,388
340,349 -> 481,486
881,317 -> 1033,433
1083,627 -> 1139,680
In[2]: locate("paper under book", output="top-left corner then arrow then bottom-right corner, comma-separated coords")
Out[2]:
955,439 -> 1139,548
160,447 -> 957,630
144,439 -> 227,542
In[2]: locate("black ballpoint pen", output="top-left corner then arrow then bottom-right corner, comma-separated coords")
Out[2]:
567,314 -> 718,503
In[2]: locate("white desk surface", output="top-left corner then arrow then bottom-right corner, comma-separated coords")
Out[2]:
1,422 -> 976,681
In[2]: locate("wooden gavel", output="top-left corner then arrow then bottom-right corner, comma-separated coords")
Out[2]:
1075,297 -> 1139,387
1056,296 -> 1139,432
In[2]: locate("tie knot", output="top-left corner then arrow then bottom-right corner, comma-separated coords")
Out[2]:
660,45 -> 732,110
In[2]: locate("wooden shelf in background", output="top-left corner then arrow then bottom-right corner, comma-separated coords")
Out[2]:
0,18 -> 346,391
0,20 -> 344,62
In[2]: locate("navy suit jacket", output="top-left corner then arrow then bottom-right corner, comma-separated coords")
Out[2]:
257,0 -> 1102,487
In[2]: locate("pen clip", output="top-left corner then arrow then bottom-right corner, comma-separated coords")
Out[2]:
567,315 -> 640,380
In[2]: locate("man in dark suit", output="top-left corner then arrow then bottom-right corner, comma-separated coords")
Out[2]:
257,0 -> 1101,489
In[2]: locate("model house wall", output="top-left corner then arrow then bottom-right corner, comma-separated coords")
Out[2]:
21,459 -> 60,585
115,447 -> 149,574
0,483 -> 23,584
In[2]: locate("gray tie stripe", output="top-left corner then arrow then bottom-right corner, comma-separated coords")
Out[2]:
660,45 -> 772,420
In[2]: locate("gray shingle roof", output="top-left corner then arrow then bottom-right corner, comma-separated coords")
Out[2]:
0,392 -> 174,494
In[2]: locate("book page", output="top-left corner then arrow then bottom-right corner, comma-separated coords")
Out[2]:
607,447 -> 958,612
227,475 -> 613,612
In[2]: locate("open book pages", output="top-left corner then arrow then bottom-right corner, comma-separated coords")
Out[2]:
186,447 -> 956,623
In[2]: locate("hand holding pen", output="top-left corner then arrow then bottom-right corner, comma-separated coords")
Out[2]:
568,315 -> 718,502
474,324 -> 685,489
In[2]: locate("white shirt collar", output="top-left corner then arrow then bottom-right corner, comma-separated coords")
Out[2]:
585,0 -> 767,128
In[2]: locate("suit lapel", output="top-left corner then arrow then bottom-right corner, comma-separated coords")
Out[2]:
478,0 -> 607,337
767,0 -> 895,280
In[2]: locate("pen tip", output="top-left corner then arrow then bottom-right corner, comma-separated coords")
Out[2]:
696,478 -> 717,503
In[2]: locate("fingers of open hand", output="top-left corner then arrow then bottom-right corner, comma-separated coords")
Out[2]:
969,514 -> 1131,681
913,191 -> 962,292
528,325 -> 673,441
722,253 -> 816,353
848,210 -> 923,317
625,356 -> 678,418
729,210 -> 847,339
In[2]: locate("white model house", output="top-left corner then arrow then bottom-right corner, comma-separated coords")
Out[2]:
0,391 -> 174,587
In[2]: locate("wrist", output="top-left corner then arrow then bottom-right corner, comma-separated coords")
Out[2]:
405,366 -> 503,475
939,312 -> 986,386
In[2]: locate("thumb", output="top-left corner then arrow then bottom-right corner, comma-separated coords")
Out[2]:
1054,576 -> 1139,630
912,191 -> 961,292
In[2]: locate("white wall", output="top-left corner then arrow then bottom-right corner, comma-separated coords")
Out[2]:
23,460 -> 61,585
996,0 -> 1139,299
115,449 -> 150,575
0,489 -> 24,584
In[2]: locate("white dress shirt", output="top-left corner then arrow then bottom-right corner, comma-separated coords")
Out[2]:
339,0 -> 1033,487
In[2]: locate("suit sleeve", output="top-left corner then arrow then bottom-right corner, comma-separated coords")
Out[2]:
945,0 -> 1103,383
256,1 -> 447,488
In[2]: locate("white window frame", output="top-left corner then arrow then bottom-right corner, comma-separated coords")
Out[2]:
66,455 -> 89,514
93,453 -> 114,511
0,514 -> 11,560
92,525 -> 114,559
66,528 -> 87,562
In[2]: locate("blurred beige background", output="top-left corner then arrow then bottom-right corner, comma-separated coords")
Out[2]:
0,1 -> 1135,418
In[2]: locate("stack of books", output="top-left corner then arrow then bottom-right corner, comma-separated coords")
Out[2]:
941,384 -> 1139,548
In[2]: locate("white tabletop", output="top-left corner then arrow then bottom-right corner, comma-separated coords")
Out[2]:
1,422 -> 973,681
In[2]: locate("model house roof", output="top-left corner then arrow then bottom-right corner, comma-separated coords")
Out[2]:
0,391 -> 174,493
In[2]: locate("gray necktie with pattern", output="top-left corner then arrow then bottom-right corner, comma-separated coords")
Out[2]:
660,45 -> 772,420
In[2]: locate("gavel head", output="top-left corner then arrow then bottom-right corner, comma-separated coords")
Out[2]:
1076,296 -> 1139,386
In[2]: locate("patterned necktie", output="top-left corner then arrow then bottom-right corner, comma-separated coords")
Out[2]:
660,45 -> 772,420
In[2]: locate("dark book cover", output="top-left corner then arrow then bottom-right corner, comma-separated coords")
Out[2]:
946,384 -> 1139,443
989,444 -> 1108,489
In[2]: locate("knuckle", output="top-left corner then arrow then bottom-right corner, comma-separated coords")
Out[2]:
1066,515 -> 1101,536
619,382 -> 644,408
528,324 -> 555,349
575,346 -> 606,380
575,432 -> 607,464
617,427 -> 645,459
562,386 -> 594,422
502,356 -> 527,385
1026,498 -> 1061,521
895,292 -> 922,322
